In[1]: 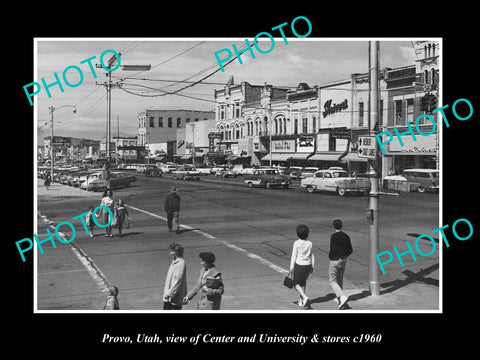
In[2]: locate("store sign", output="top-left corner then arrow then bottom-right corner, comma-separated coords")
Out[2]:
323,99 -> 348,117
297,135 -> 314,153
272,140 -> 295,153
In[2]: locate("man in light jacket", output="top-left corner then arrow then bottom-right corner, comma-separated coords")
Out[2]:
163,243 -> 187,310
183,252 -> 224,310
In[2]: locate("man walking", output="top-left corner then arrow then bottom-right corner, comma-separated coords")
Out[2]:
164,186 -> 181,234
328,219 -> 353,309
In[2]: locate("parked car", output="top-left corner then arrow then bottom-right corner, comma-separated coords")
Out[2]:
144,165 -> 162,177
81,178 -> 108,192
384,168 -> 439,193
215,168 -> 237,178
284,166 -> 303,180
160,163 -> 178,173
173,166 -> 200,180
110,172 -> 137,188
244,168 -> 291,189
300,167 -> 320,179
195,164 -> 213,175
301,169 -> 370,196
232,164 -> 255,176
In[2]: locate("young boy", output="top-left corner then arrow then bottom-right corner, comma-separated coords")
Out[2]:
328,219 -> 353,309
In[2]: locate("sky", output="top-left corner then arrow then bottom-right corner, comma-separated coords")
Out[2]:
34,38 -> 420,144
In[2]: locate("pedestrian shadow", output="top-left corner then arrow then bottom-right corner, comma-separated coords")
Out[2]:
310,293 -> 337,305
312,263 -> 440,309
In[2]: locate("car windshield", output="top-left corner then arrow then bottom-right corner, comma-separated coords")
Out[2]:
332,171 -> 348,178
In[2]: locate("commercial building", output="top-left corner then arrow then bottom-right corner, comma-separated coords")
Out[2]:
137,109 -> 215,163
43,136 -> 100,164
380,40 -> 439,176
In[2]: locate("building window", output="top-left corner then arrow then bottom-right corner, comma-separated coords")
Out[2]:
149,117 -> 154,127
284,118 -> 287,134
406,98 -> 414,123
195,118 -> 199,122
294,118 -> 298,135
312,116 -> 316,133
302,117 -> 308,134
159,117 -> 163,127
358,102 -> 364,127
424,69 -> 429,85
235,125 -> 240,139
235,102 -> 240,118
220,105 -> 225,120
394,100 -> 404,125
186,118 -> 191,123
168,117 -> 172,128
177,118 -> 181,128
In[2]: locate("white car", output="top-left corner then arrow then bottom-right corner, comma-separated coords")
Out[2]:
160,164 -> 178,173
301,169 -> 370,196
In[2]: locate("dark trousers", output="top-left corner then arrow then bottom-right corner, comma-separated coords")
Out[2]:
166,211 -> 179,231
163,302 -> 182,310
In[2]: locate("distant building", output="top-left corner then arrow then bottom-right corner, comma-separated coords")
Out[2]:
43,136 -> 100,163
137,109 -> 215,162
100,136 -> 138,163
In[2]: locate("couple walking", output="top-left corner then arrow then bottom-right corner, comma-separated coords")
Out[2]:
289,219 -> 353,310
162,243 -> 224,310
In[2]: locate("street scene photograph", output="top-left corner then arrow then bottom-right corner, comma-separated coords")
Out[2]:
33,38 -> 441,312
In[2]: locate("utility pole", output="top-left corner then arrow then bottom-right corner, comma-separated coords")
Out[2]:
368,41 -> 380,296
48,105 -> 76,183
96,53 -> 120,188
191,122 -> 196,167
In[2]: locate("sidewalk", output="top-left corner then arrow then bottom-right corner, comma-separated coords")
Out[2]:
37,179 -> 101,202
36,178 -> 440,312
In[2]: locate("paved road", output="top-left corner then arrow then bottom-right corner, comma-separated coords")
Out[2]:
36,174 -> 440,311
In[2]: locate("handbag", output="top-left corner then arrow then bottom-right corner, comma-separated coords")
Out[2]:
283,271 -> 294,289
205,273 -> 222,289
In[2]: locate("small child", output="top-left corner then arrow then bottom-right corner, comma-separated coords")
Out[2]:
115,199 -> 129,236
103,286 -> 120,310
85,206 -> 95,238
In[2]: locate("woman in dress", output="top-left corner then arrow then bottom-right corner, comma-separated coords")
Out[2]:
99,189 -> 115,237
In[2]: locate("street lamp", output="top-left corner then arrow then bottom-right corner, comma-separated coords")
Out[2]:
48,105 -> 77,183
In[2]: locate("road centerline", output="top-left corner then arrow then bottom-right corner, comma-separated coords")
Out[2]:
127,204 -> 289,275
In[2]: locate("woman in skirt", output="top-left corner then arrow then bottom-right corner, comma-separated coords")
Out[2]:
289,224 -> 315,309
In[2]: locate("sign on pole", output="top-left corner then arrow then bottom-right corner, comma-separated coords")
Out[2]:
358,135 -> 377,159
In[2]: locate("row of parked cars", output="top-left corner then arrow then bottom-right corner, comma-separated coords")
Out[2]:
37,166 -> 137,192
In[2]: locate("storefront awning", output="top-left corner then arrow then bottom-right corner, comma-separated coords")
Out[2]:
307,153 -> 344,161
289,153 -> 312,160
339,152 -> 367,162
261,153 -> 293,162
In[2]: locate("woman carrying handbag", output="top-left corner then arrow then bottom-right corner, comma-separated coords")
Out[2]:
289,224 -> 315,309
